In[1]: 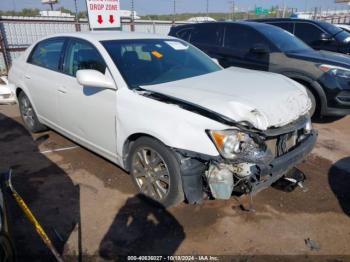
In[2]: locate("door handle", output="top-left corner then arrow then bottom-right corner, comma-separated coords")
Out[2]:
58,87 -> 67,94
24,75 -> 31,79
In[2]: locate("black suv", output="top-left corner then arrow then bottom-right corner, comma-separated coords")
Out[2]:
253,18 -> 350,55
169,22 -> 350,117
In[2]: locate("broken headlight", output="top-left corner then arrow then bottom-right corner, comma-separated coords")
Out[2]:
208,130 -> 273,162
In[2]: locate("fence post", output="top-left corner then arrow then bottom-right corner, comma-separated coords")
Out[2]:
0,22 -> 10,73
75,22 -> 81,32
130,14 -> 135,32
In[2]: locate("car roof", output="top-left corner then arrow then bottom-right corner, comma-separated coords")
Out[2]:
42,31 -> 175,42
251,18 -> 321,24
172,21 -> 277,30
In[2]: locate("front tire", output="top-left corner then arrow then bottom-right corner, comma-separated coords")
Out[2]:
18,92 -> 47,133
306,88 -> 317,118
128,137 -> 184,207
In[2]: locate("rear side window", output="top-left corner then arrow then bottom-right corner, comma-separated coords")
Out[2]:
270,22 -> 294,33
294,23 -> 324,45
64,39 -> 106,77
28,38 -> 65,71
176,28 -> 193,42
190,24 -> 223,46
224,25 -> 267,50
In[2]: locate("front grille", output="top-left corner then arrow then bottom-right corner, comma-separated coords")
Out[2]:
263,115 -> 310,158
265,131 -> 300,158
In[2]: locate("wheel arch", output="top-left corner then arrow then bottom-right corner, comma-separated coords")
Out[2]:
122,133 -> 168,172
15,87 -> 24,97
14,86 -> 41,119
284,73 -> 328,116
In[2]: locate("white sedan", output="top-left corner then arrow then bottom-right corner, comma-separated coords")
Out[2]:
8,32 -> 317,207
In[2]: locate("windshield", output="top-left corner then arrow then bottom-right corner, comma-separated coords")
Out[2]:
318,21 -> 342,35
102,39 -> 221,89
257,25 -> 313,53
318,21 -> 350,42
335,30 -> 350,43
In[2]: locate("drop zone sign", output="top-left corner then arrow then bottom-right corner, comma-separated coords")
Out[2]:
86,0 -> 121,29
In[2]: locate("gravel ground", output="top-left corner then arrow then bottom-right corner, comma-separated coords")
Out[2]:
0,104 -> 349,262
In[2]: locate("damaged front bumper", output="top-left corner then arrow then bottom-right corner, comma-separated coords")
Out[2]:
176,128 -> 317,204
205,130 -> 317,200
244,130 -> 317,194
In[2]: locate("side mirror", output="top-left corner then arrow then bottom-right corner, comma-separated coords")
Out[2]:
320,33 -> 333,42
76,69 -> 116,90
250,44 -> 269,54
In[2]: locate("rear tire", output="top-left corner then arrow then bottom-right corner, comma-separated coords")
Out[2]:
128,137 -> 184,207
18,92 -> 47,133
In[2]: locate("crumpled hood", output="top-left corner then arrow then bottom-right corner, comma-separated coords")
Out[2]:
142,67 -> 311,130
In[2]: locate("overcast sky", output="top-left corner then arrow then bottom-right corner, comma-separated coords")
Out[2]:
1,0 -> 349,15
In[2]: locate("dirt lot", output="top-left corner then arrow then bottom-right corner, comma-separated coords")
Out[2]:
0,104 -> 350,261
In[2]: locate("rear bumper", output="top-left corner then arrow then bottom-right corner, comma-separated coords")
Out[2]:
251,130 -> 317,194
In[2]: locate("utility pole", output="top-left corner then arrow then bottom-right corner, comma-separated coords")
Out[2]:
131,0 -> 135,32
228,1 -> 235,20
282,0 -> 286,18
172,0 -> 176,24
73,0 -> 80,31
206,0 -> 209,18
74,0 -> 78,18
313,7 -> 318,20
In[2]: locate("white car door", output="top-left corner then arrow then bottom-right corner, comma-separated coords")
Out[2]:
57,38 -> 117,161
25,37 -> 66,124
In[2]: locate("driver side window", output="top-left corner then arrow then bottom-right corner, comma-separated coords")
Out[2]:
64,39 -> 106,77
294,23 -> 324,45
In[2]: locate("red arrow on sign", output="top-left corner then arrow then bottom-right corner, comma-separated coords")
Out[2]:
97,15 -> 103,24
109,15 -> 115,24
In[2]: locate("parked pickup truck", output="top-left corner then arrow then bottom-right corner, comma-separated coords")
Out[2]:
8,32 -> 317,207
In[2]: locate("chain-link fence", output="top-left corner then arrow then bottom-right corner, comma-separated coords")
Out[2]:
0,16 -> 185,74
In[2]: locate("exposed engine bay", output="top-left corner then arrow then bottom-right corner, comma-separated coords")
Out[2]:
175,115 -> 317,204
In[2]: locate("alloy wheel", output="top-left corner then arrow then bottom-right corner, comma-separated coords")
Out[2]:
131,147 -> 171,201
20,96 -> 35,128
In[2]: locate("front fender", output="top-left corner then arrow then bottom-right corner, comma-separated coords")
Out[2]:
116,89 -> 226,166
